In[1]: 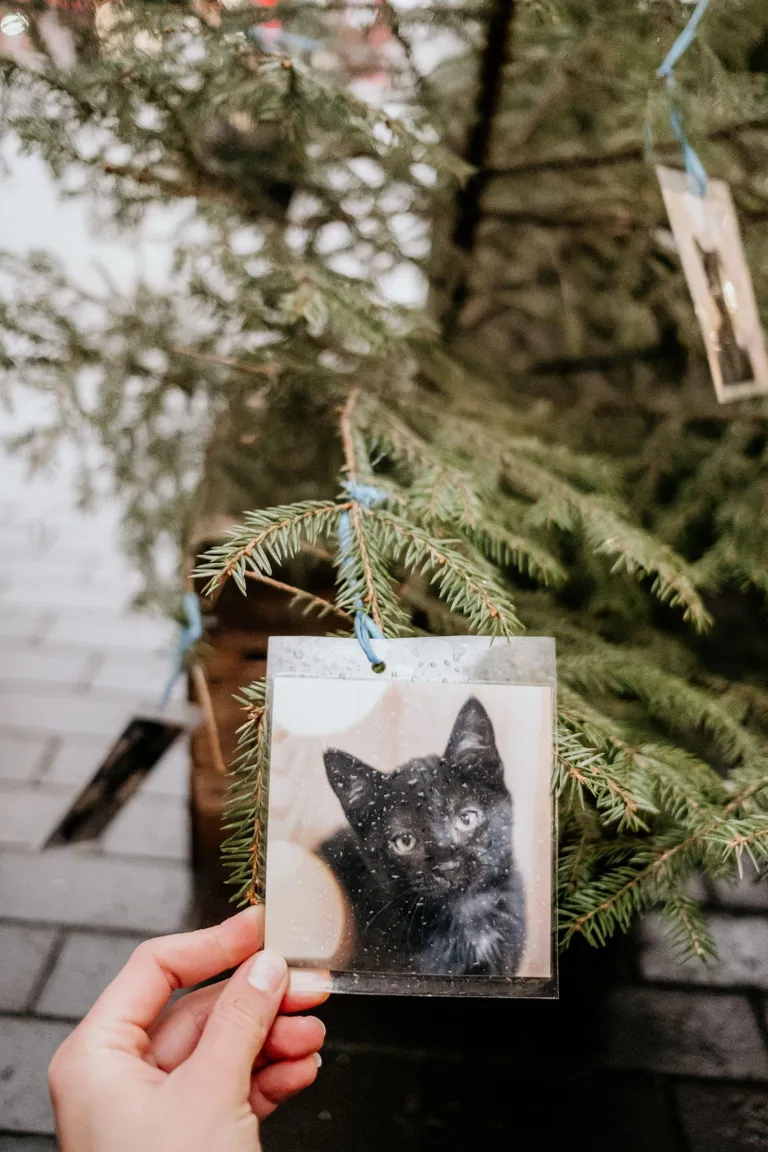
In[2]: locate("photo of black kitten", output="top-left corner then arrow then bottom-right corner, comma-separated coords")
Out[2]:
318,697 -> 526,977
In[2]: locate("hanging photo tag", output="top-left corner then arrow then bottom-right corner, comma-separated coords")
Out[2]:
44,698 -> 199,847
657,165 -> 768,404
264,636 -> 557,999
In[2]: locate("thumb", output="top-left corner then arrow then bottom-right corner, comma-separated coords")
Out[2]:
185,950 -> 288,1101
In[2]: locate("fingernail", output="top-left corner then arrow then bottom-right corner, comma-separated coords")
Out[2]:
314,1052 -> 322,1069
247,950 -> 287,993
239,904 -> 262,920
233,905 -> 263,928
288,969 -> 334,995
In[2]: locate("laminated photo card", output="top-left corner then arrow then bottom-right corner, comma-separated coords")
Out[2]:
657,165 -> 768,403
263,636 -> 557,998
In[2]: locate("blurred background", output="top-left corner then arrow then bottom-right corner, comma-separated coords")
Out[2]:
2,1 -> 768,1149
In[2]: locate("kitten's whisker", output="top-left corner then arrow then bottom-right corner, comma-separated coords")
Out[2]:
403,896 -> 422,948
361,891 -> 409,938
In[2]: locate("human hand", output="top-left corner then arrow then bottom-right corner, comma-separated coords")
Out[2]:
49,906 -> 330,1152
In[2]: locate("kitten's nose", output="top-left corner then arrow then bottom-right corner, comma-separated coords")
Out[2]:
435,858 -> 460,875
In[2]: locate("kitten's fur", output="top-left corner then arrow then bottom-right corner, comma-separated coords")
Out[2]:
319,697 -> 526,976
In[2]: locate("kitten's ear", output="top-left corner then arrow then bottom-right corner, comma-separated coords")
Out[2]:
324,750 -> 378,820
445,697 -> 499,761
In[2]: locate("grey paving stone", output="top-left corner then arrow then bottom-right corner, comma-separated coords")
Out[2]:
42,734 -> 187,794
0,555 -> 88,582
0,648 -> 91,690
88,555 -> 143,584
600,987 -> 768,1080
140,742 -> 189,799
0,736 -> 51,783
0,787 -> 74,852
0,610 -> 50,644
0,692 -> 129,738
0,848 -> 191,934
46,613 -> 174,654
676,1082 -> 768,1152
90,653 -> 175,697
0,1016 -> 71,1134
0,925 -> 58,1011
0,1135 -> 58,1151
0,578 -> 136,613
638,913 -> 768,989
102,794 -> 189,861
0,787 -> 76,850
36,931 -> 145,1019
686,874 -> 708,902
41,737 -> 113,788
711,863 -> 768,912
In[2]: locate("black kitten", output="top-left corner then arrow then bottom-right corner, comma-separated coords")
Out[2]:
318,697 -> 526,977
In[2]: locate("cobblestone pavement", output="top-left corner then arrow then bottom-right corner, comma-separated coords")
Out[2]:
1,445 -> 768,1152
0,442 -> 191,1147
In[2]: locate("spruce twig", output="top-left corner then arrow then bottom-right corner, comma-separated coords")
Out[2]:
244,570 -> 352,622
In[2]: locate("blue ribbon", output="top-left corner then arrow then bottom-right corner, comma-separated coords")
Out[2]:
656,0 -> 710,197
160,591 -> 204,709
354,610 -> 385,667
339,481 -> 387,668
657,0 -> 710,79
667,91 -> 708,196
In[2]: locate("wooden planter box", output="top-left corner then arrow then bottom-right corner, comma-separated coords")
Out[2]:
188,572 -> 335,925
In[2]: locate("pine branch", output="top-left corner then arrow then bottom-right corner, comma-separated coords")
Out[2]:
513,458 -> 710,629
657,893 -> 716,964
244,570 -> 351,623
369,508 -> 521,634
101,160 -> 261,216
221,680 -> 268,905
335,389 -> 412,634
559,826 -> 593,896
561,803 -> 768,949
171,347 -> 279,380
195,501 -> 349,597
485,117 -> 768,179
464,519 -> 567,587
334,505 -> 412,634
561,649 -> 756,766
555,723 -> 651,831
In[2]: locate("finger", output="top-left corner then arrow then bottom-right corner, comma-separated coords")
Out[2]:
147,971 -> 330,1059
263,1015 -> 326,1064
151,979 -> 324,1073
250,1054 -> 321,1120
150,983 -> 222,1071
86,906 -> 264,1037
185,949 -> 288,1100
283,969 -> 333,1014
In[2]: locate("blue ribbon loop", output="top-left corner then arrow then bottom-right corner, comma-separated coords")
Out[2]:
339,481 -> 387,668
355,611 -> 386,666
656,0 -> 710,197
342,480 -> 386,509
160,591 -> 204,709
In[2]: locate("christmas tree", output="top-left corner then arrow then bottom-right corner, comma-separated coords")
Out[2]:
2,0 -> 767,960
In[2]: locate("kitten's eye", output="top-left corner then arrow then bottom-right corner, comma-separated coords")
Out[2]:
390,832 -> 417,855
455,808 -> 481,832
